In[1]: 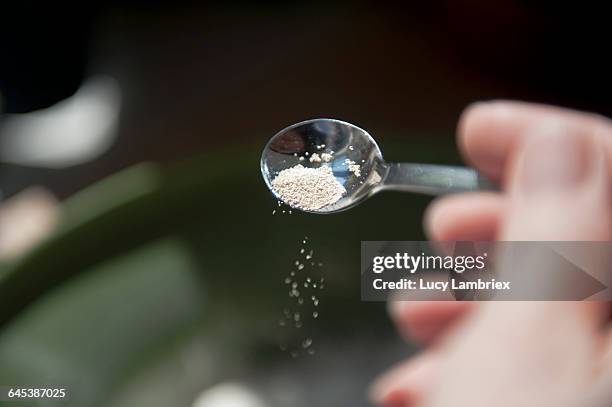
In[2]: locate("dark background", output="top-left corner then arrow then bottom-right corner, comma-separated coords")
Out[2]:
1,1 -> 609,199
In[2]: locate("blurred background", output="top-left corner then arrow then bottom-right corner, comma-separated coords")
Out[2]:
0,1 -> 609,406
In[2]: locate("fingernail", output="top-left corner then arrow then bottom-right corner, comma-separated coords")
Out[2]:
518,121 -> 591,193
382,389 -> 408,407
370,386 -> 408,407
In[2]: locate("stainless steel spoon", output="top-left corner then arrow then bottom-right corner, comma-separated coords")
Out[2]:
260,118 -> 496,214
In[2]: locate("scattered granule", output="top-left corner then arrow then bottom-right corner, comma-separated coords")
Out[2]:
278,235 -> 325,357
321,152 -> 333,162
344,159 -> 361,177
299,156 -> 305,161
309,153 -> 322,163
349,145 -> 354,151
271,164 -> 346,210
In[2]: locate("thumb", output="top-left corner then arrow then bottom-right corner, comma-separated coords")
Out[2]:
482,119 -> 610,370
502,118 -> 611,241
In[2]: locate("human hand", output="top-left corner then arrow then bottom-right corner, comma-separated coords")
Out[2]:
370,101 -> 612,407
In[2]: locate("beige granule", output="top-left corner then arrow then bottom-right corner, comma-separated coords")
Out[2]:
321,152 -> 333,162
344,159 -> 361,177
309,153 -> 322,163
271,164 -> 346,210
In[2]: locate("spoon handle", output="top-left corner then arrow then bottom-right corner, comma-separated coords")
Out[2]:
379,163 -> 497,195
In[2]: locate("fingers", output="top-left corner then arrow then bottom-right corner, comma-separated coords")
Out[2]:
419,130 -> 612,406
377,193 -> 502,405
369,351 -> 441,407
458,100 -> 612,183
393,193 -> 502,341
389,300 -> 472,344
424,192 -> 504,241
373,105 -> 612,407
502,117 -> 611,242
459,103 -> 612,328
389,193 -> 503,345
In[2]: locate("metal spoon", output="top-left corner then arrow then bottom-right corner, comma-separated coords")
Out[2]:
260,118 -> 496,214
